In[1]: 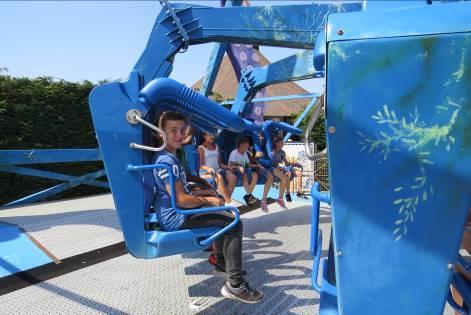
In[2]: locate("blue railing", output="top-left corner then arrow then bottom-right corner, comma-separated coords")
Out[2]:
0,149 -> 109,209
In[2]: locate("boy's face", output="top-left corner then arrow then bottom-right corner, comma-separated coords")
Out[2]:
164,119 -> 187,151
239,142 -> 250,152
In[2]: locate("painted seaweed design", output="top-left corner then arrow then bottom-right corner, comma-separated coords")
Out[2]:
358,100 -> 461,241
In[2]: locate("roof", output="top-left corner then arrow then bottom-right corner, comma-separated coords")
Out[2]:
191,49 -> 311,117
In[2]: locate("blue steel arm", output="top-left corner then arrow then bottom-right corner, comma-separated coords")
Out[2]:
284,96 -> 319,142
221,93 -> 318,105
231,50 -> 318,115
127,163 -> 240,247
198,0 -> 242,96
133,2 -> 363,85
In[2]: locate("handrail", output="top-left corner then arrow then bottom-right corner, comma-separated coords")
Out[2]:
127,109 -> 167,152
304,98 -> 327,161
127,163 -> 240,247
310,181 -> 331,292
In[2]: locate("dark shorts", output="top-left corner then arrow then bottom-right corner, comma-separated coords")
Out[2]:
269,166 -> 299,180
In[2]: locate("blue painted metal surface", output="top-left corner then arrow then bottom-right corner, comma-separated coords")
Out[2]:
199,42 -> 228,96
325,2 -> 471,313
0,223 -> 52,278
0,149 -> 108,208
133,2 -> 362,85
3,170 -> 107,208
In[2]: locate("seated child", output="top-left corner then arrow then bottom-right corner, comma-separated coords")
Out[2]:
228,136 -> 262,206
152,111 -> 263,303
270,136 -> 303,207
247,149 -> 274,213
198,132 -> 237,205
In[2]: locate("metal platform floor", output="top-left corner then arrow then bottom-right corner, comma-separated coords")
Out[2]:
0,194 -> 456,314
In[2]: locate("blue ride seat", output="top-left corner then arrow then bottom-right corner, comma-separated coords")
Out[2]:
89,76 -> 250,259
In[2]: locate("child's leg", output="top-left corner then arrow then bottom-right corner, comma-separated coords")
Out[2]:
273,168 -> 289,198
225,170 -> 237,199
263,172 -> 274,200
248,170 -> 258,194
215,173 -> 231,203
242,174 -> 250,194
295,169 -> 303,193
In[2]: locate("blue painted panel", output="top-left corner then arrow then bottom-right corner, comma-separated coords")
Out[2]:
326,27 -> 471,315
0,223 -> 52,278
327,1 -> 471,42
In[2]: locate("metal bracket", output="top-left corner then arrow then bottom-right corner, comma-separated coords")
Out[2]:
159,0 -> 190,52
127,109 -> 167,152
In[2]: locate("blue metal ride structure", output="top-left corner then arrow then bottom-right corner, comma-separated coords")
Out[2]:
87,0 -> 471,314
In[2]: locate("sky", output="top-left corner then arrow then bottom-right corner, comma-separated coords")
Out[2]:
0,1 -> 325,93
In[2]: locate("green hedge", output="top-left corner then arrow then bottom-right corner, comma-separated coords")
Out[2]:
0,75 -> 108,206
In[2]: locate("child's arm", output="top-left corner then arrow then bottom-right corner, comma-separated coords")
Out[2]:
166,181 -> 222,208
198,146 -> 215,174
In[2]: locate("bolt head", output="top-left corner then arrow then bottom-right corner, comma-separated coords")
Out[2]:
336,251 -> 343,257
338,29 -> 344,36
328,126 -> 336,134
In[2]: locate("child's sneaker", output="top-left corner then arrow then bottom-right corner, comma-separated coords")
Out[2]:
261,200 -> 269,213
296,191 -> 303,197
243,194 -> 251,206
277,198 -> 288,210
248,194 -> 259,205
285,193 -> 292,202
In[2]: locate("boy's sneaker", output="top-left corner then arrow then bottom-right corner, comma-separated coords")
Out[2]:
261,200 -> 269,213
285,193 -> 292,202
277,198 -> 288,210
221,281 -> 264,304
296,191 -> 303,197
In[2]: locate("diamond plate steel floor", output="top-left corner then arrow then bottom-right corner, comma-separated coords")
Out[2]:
0,194 -> 457,314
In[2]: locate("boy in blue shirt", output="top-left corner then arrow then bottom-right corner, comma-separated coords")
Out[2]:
153,111 -> 263,304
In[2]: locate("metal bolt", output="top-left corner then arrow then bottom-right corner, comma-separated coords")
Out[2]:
336,251 -> 343,257
328,126 -> 336,134
338,29 -> 344,36
447,263 -> 455,271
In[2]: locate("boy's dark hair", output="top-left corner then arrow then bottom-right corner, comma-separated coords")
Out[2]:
158,111 -> 187,129
235,136 -> 250,148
